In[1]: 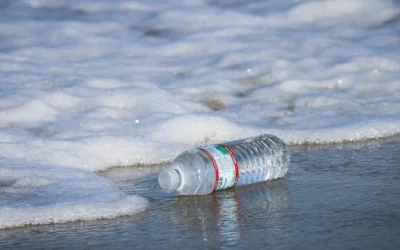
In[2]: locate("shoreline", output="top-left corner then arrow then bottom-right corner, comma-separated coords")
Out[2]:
96,134 -> 400,174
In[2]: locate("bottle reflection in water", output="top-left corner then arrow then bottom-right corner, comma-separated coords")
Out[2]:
167,181 -> 291,249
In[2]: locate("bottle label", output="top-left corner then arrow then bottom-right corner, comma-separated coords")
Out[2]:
201,145 -> 239,191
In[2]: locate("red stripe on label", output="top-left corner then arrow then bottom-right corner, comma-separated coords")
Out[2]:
200,148 -> 219,192
220,145 -> 240,186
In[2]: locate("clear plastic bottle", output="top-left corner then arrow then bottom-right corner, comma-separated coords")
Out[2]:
158,134 -> 290,195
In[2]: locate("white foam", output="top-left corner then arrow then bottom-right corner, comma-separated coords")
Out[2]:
0,0 -> 399,228
0,158 -> 148,229
266,0 -> 399,27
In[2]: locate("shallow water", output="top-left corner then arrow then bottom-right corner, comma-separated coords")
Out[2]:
1,139 -> 399,249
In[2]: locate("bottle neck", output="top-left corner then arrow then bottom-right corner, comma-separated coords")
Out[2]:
158,167 -> 180,191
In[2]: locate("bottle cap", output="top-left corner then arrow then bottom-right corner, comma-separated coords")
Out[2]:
158,168 -> 180,191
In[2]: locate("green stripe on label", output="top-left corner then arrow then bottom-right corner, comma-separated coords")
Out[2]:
216,145 -> 229,155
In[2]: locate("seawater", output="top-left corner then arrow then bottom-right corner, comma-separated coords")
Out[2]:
0,0 -> 399,229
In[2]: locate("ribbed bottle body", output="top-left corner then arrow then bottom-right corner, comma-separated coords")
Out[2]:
224,134 -> 290,186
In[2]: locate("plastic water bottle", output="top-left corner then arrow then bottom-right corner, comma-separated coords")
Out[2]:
158,134 -> 290,195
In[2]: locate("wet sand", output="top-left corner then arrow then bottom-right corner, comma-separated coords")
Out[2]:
0,138 -> 399,249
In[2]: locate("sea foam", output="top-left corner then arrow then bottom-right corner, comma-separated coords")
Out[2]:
0,0 -> 399,228
0,158 -> 148,229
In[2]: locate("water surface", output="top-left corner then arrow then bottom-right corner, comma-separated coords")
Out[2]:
1,139 -> 399,249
